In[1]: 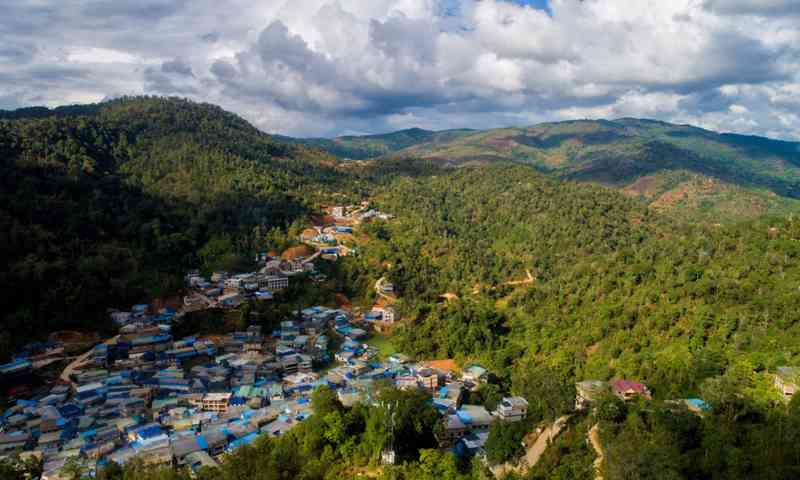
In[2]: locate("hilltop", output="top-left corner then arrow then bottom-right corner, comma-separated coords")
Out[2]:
277,127 -> 474,160
290,119 -> 800,221
0,96 -> 347,356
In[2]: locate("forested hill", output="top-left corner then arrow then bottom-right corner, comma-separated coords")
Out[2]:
0,96 -> 349,358
292,119 -> 800,221
277,127 -> 474,159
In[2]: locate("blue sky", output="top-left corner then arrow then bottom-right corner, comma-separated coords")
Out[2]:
507,0 -> 551,14
0,0 -> 799,139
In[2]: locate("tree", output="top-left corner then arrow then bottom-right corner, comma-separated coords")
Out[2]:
484,421 -> 528,465
311,385 -> 343,417
512,364 -> 575,422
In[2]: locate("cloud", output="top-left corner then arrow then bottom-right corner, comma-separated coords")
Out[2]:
703,0 -> 800,17
0,0 -> 799,139
161,58 -> 194,77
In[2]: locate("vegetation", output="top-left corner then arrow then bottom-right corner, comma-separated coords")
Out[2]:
293,119 -> 800,221
0,96 -> 346,359
5,98 -> 800,479
278,127 -> 474,160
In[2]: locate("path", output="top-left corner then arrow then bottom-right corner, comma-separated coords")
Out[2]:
59,335 -> 119,386
473,270 -> 536,295
502,269 -> 536,287
524,415 -> 569,467
589,423 -> 604,480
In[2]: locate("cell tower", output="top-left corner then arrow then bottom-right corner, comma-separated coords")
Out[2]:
381,401 -> 397,465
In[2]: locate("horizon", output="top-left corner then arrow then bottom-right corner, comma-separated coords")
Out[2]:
2,1 -> 799,139
5,97 -> 798,143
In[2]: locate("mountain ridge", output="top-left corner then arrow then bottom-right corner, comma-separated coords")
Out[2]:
287,118 -> 800,221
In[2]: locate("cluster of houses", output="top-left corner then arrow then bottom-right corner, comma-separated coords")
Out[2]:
574,379 -> 713,416
0,342 -> 66,386
330,204 -> 394,223
183,268 -> 294,312
0,304 -> 332,479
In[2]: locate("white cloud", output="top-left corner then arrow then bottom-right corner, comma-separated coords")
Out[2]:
0,0 -> 798,139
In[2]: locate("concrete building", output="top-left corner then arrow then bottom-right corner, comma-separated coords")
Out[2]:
202,393 -> 232,413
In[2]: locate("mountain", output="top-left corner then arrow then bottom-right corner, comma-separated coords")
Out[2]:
0,96 -> 348,357
278,127 -> 474,159
293,119 -> 800,221
5,98 -> 800,479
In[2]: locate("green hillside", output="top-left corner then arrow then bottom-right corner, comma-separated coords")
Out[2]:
279,127 -> 474,159
0,96 -> 347,357
4,99 -> 800,479
294,119 -> 800,221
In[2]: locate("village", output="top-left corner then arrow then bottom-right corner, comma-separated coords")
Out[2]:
1,203 -> 800,480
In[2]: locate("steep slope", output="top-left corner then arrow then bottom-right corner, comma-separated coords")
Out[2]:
0,97 -> 343,356
347,163 -> 800,396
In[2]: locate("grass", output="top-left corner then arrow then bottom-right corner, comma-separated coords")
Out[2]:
366,334 -> 398,360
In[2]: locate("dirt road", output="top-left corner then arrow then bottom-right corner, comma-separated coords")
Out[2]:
491,415 -> 570,479
59,335 -> 119,386
589,423 -> 604,480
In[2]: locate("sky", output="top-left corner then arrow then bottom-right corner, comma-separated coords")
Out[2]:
1,0 -> 799,139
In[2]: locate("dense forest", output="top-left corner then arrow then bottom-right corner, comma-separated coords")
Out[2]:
0,97 -> 348,358
344,164 -> 800,395
4,97 -> 800,479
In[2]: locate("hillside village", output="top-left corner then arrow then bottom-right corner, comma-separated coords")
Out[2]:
2,202 -> 800,480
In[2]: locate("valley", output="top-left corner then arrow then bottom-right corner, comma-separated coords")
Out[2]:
2,98 -> 800,480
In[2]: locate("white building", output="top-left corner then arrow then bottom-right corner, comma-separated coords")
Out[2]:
494,396 -> 528,422
381,307 -> 395,323
260,275 -> 289,291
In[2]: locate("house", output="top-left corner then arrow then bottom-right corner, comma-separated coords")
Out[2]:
202,393 -> 231,413
417,368 -> 439,391
255,290 -> 274,301
611,379 -> 651,401
685,398 -> 711,415
381,307 -> 396,323
575,380 -> 610,410
211,272 -> 228,283
368,307 -> 395,324
456,405 -> 495,433
495,396 -> 528,422
185,451 -> 219,472
269,383 -> 284,402
387,353 -> 410,365
259,275 -> 289,291
0,432 -> 30,452
456,431 -> 490,458
171,436 -> 205,466
219,293 -> 243,308
395,376 -> 419,390
435,414 -> 468,447
775,366 -> 800,400
462,365 -> 488,387
332,206 -> 345,218
138,445 -> 173,466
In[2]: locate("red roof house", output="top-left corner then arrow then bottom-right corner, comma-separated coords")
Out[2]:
611,379 -> 651,401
